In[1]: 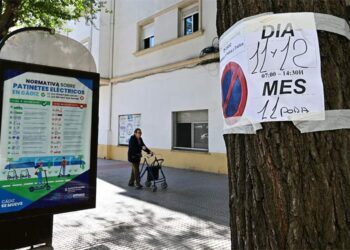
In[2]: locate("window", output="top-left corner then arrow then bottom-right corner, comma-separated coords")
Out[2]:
140,22 -> 155,50
184,13 -> 199,35
134,0 -> 203,55
173,110 -> 208,151
180,4 -> 199,36
144,36 -> 155,49
118,114 -> 141,145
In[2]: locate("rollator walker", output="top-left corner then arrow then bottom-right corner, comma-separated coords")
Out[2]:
140,153 -> 168,192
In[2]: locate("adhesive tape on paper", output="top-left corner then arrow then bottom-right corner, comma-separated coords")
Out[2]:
293,110 -> 350,133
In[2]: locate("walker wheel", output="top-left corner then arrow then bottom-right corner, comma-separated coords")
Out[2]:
145,180 -> 151,187
152,185 -> 157,192
29,187 -> 34,192
46,185 -> 51,190
161,182 -> 168,189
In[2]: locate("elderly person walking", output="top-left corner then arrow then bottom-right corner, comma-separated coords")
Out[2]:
128,128 -> 152,189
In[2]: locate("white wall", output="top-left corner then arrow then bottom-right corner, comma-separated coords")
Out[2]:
63,2 -> 113,78
103,63 -> 225,153
64,0 -> 225,154
113,0 -> 218,76
98,0 -> 114,78
99,85 -> 111,145
64,16 -> 100,72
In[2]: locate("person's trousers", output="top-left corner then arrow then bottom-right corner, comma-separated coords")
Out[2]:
129,162 -> 141,186
60,166 -> 66,176
37,173 -> 43,185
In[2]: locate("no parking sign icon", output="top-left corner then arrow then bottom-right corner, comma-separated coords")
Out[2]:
221,62 -> 247,118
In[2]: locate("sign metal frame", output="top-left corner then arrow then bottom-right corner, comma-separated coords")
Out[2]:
0,59 -> 99,221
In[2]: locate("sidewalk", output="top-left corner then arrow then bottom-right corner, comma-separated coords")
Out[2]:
52,160 -> 231,250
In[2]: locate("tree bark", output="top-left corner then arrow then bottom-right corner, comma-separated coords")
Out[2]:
217,1 -> 350,249
0,0 -> 22,39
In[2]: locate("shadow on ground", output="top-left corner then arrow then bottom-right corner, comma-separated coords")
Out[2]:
77,207 -> 229,249
54,176 -> 231,249
96,159 -> 229,226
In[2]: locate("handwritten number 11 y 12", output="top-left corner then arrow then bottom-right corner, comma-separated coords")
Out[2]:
249,38 -> 309,74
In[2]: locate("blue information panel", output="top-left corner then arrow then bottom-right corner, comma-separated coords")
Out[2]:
0,60 -> 99,220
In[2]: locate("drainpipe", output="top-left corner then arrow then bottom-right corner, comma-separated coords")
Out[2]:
89,19 -> 93,53
107,0 -> 115,159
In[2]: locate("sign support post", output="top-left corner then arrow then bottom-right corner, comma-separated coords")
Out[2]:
0,215 -> 53,249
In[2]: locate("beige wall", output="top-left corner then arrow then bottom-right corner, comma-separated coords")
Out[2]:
98,145 -> 228,175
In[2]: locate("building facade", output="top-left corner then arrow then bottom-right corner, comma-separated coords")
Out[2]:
67,0 -> 227,174
65,0 -> 350,175
100,0 -> 227,174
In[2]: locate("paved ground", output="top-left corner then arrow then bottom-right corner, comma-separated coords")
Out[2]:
52,159 -> 231,250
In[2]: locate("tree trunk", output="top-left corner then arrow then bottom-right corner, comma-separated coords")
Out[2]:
0,0 -> 22,39
217,1 -> 350,249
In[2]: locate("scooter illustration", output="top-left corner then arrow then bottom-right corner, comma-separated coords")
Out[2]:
29,163 -> 50,192
20,169 -> 31,179
7,168 -> 18,180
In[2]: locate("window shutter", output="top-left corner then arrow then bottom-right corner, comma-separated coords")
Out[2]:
176,110 -> 208,123
181,5 -> 199,18
142,23 -> 154,39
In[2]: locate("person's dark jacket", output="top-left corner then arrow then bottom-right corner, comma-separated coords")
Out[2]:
128,135 -> 151,163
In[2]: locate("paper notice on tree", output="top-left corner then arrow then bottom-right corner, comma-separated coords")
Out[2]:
219,13 -> 325,131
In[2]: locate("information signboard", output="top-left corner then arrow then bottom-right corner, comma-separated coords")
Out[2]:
0,60 -> 99,220
118,114 -> 141,145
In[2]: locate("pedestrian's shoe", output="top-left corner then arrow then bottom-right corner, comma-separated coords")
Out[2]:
128,182 -> 134,187
135,184 -> 143,190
